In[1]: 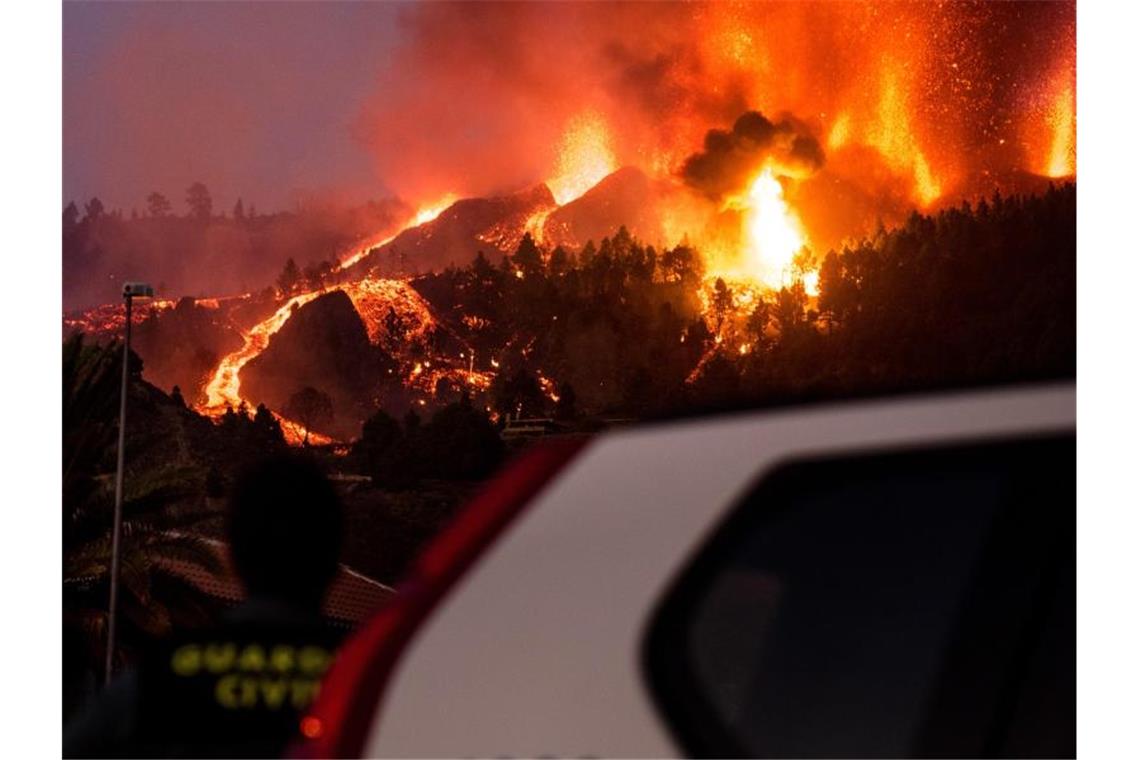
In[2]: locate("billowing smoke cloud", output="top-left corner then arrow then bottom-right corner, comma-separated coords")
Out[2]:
680,111 -> 826,202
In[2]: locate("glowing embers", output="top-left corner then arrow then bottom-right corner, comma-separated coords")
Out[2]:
825,67 -> 943,209
339,278 -> 437,348
867,68 -> 941,207
63,299 -> 176,337
548,110 -> 617,205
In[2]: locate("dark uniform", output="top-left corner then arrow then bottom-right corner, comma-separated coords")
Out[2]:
64,599 -> 341,758
67,453 -> 348,758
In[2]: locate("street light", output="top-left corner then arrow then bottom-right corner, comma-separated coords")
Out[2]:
105,281 -> 153,683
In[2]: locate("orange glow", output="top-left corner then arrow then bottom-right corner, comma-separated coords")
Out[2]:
338,196 -> 459,271
828,112 -> 851,151
803,270 -> 820,298
864,67 -> 942,207
199,275 -> 439,445
536,373 -> 560,404
339,278 -> 437,347
523,207 -> 554,245
299,716 -> 323,740
547,110 -> 617,205
338,231 -> 397,272
740,167 -> 808,290
203,292 -> 323,412
1044,83 -> 1075,178
63,298 -> 176,336
413,194 -> 457,226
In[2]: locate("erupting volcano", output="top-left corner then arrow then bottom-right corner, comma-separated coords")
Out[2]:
62,0 -> 1075,444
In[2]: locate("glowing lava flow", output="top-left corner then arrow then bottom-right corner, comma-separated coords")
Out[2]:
203,291 -> 324,412
337,195 -> 459,271
338,233 -> 398,272
199,274 -> 457,445
412,195 -> 457,226
200,193 -> 468,446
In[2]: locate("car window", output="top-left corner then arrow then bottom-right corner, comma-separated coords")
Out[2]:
643,435 -> 1074,758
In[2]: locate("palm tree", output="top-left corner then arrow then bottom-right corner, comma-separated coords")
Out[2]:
63,335 -> 222,708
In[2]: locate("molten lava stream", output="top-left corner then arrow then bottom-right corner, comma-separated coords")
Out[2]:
200,291 -> 334,446
200,276 -> 444,447
336,195 -> 457,272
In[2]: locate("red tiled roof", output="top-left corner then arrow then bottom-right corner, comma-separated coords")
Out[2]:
156,537 -> 395,626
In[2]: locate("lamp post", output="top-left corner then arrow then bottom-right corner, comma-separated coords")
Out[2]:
105,281 -> 153,683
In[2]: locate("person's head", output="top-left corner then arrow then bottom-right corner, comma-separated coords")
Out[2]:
226,453 -> 343,609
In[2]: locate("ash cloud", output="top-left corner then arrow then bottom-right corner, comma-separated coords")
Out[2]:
351,3 -> 753,202
681,111 -> 826,201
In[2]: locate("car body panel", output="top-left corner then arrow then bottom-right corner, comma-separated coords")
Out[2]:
365,383 -> 1075,756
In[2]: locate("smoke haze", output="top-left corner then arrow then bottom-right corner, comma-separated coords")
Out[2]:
64,0 -> 1075,303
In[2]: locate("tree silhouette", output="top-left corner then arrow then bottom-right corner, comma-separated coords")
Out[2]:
277,258 -> 301,294
284,386 -> 333,445
493,368 -> 545,419
251,403 -> 285,448
146,192 -> 171,218
554,381 -> 578,421
63,201 -> 79,230
185,182 -> 212,220
549,245 -> 571,277
712,277 -> 733,331
62,335 -> 219,701
511,232 -> 543,278
84,197 -> 104,221
775,281 -> 808,337
354,409 -> 402,472
418,392 -> 504,480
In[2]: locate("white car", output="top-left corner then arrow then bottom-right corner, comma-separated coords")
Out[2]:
295,382 -> 1075,758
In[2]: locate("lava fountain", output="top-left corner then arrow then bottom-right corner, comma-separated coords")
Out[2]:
742,168 -> 808,291
547,110 -> 617,205
1045,83 -> 1076,178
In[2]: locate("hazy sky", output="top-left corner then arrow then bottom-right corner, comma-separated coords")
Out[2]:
64,1 -> 1074,219
64,1 -> 403,213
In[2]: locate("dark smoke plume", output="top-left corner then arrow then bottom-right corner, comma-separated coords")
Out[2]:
680,111 -> 825,201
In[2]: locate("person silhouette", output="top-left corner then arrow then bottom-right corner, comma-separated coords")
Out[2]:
65,453 -> 345,758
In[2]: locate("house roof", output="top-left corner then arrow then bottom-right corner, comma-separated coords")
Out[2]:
156,537 -> 396,627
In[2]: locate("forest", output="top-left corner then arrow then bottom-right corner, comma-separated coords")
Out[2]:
63,181 -> 1075,714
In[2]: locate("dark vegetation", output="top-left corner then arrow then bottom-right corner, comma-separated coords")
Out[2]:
63,182 -> 1074,717
409,182 -> 1074,419
345,184 -> 557,278
63,184 -> 409,310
